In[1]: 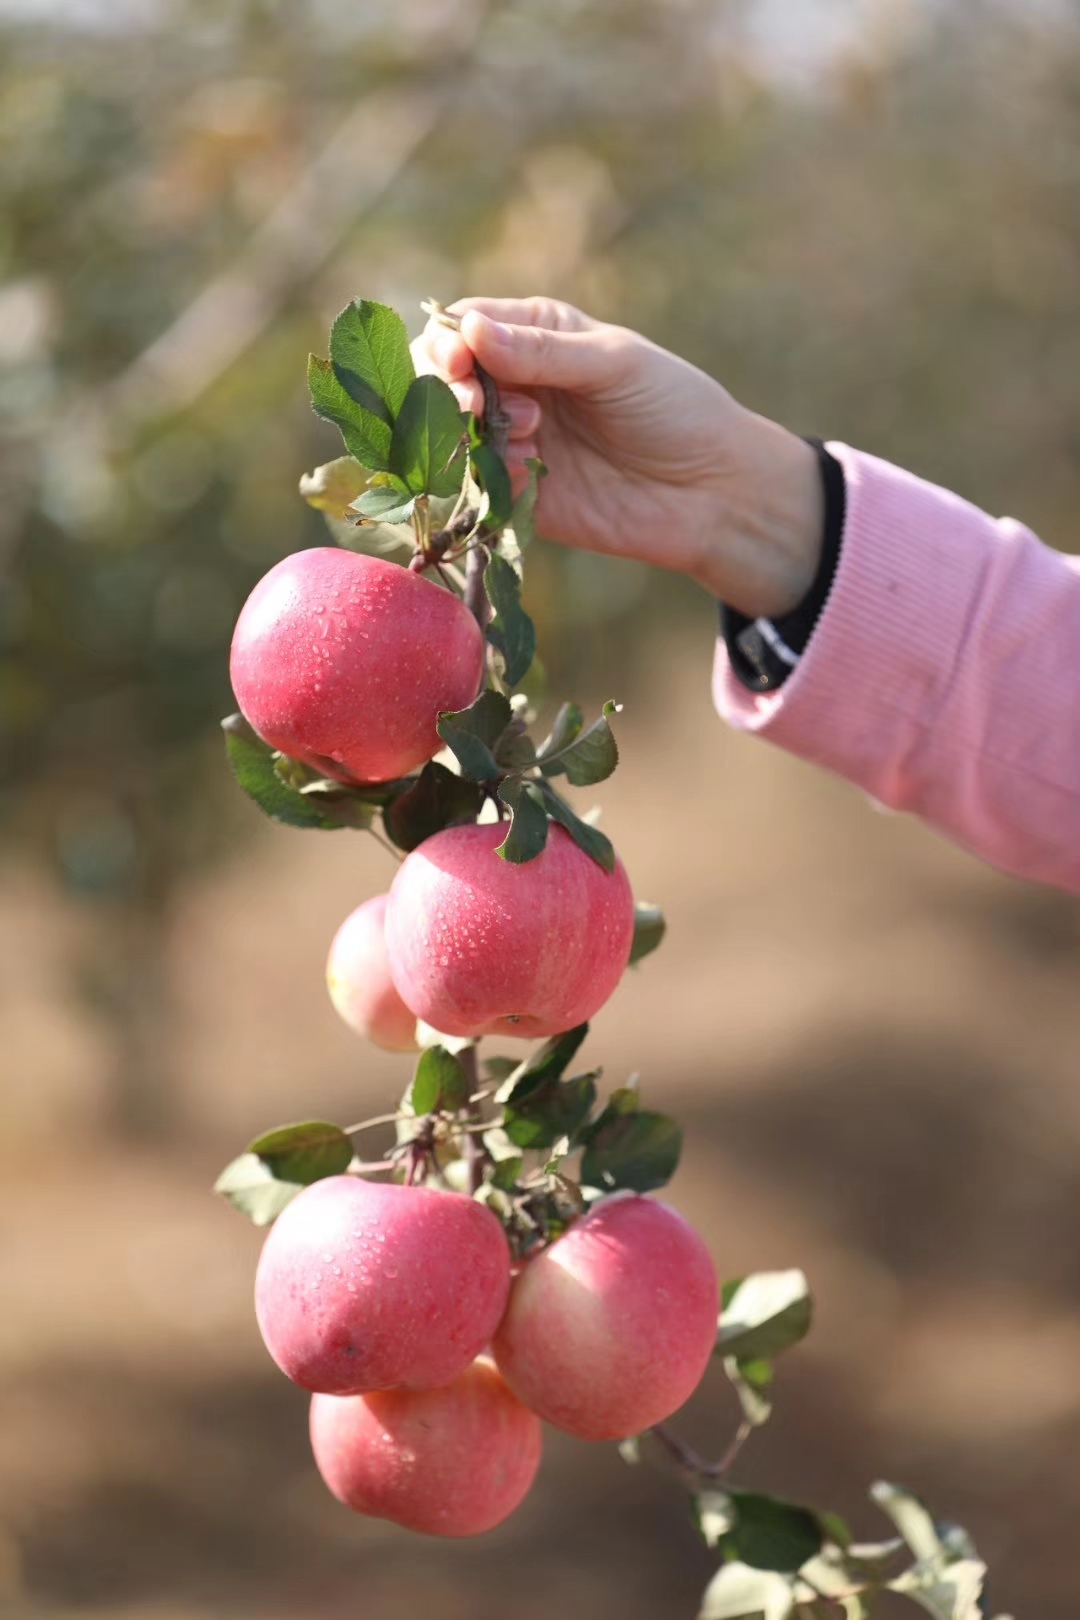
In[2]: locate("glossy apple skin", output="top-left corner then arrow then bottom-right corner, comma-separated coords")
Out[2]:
383,821 -> 635,1039
309,1358 -> 543,1537
229,548 -> 485,784
492,1193 -> 718,1440
254,1177 -> 511,1395
327,894 -> 418,1052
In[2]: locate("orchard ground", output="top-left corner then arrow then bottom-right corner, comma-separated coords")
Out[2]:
3,643 -> 1080,1618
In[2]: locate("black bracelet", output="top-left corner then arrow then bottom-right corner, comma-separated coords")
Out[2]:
719,438 -> 845,693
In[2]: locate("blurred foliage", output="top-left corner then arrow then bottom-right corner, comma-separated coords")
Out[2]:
1,0 -> 1079,1125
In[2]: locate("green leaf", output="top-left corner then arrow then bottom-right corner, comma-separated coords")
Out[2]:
222,715 -> 368,830
540,699 -> 620,786
869,1484 -> 945,1566
717,1272 -> 813,1362
485,550 -> 536,687
723,1355 -> 775,1427
503,1067 -> 599,1151
538,781 -> 616,872
508,456 -> 547,548
721,1492 -> 824,1575
580,1109 -> 682,1193
437,690 -> 513,782
496,778 -> 549,864
299,456 -> 369,520
888,1561 -> 989,1620
214,1153 -> 305,1226
329,299 -> 414,419
698,1562 -> 797,1620
248,1119 -> 354,1183
498,1025 -> 590,1103
308,354 -> 392,469
494,723 -> 537,772
538,701 -> 584,759
410,1046 -> 471,1116
350,483 -> 416,525
383,762 -> 484,852
629,902 -> 667,966
390,375 -> 467,498
482,1055 -> 520,1085
472,442 -> 514,529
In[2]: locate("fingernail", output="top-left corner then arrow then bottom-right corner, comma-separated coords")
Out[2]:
466,311 -> 512,347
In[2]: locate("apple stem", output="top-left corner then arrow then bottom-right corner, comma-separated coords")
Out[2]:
648,1417 -> 754,1484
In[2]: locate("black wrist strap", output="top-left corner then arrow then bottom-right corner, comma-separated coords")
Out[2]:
719,438 -> 846,692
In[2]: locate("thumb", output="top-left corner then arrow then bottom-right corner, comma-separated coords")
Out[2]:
460,310 -> 625,393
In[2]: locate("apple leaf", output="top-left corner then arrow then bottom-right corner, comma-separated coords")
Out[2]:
410,1046 -> 471,1116
383,762 -> 484,852
472,442 -> 514,529
308,353 -> 393,470
222,715 -> 371,830
698,1562 -> 798,1620
329,299 -> 414,419
485,550 -> 536,687
538,700 -> 584,760
629,902 -> 667,965
390,375 -> 467,498
350,481 -> 416,525
437,690 -> 513,782
508,456 -> 547,549
717,1272 -> 813,1363
580,1108 -> 682,1193
248,1119 -> 354,1183
537,781 -> 615,872
722,1355 -> 775,1427
498,1026 -> 590,1104
214,1154 -> 305,1226
299,456 -> 369,521
719,1492 -> 825,1575
503,1067 -> 599,1151
539,700 -> 620,787
496,777 -> 549,864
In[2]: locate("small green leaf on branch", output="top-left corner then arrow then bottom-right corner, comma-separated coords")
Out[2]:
485,550 -> 536,687
437,690 -> 513,782
308,354 -> 393,470
390,375 -> 467,498
538,701 -> 584,760
214,1154 -> 306,1226
538,781 -> 616,872
410,1046 -> 471,1116
248,1120 -> 354,1183
629,902 -> 667,965
580,1108 -> 682,1194
539,700 -> 620,786
698,1562 -> 798,1620
329,299 -> 414,419
502,1066 -> 599,1151
383,762 -> 484,851
722,1355 -> 775,1427
299,457 -> 369,520
508,456 -> 547,549
222,716 -> 370,830
719,1491 -> 825,1575
350,480 -> 417,525
498,1026 -> 590,1103
496,777 -> 549,864
471,441 -> 514,529
718,1271 -> 813,1363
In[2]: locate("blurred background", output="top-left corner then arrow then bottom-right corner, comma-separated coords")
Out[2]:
2,0 -> 1080,1614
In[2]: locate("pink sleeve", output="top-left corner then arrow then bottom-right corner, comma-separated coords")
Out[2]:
712,443 -> 1080,894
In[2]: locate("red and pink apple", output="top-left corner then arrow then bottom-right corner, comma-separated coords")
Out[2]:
230,548 -> 485,784
383,821 -> 635,1039
255,1176 -> 511,1395
493,1192 -> 718,1440
326,894 -> 418,1052
310,1357 -> 542,1537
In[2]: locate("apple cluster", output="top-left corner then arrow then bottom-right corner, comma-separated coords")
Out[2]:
227,541 -> 719,1538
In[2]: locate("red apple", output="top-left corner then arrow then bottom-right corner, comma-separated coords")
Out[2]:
492,1193 -> 718,1440
254,1176 -> 511,1395
309,1358 -> 542,1537
383,821 -> 635,1039
229,548 -> 485,784
327,894 -> 418,1052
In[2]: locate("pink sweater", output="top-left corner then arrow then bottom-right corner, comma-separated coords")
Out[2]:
712,443 -> 1080,895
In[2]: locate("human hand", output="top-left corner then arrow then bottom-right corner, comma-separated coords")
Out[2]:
414,296 -> 823,619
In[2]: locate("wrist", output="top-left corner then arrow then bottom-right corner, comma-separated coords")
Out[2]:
691,413 -> 824,619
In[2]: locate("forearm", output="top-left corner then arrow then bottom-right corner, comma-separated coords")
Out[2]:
713,444 -> 1080,896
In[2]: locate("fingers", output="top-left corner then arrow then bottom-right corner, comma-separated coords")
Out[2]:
459,310 -> 626,393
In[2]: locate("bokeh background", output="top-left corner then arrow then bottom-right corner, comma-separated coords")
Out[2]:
2,0 -> 1080,1614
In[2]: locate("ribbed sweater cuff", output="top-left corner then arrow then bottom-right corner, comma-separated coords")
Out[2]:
712,442 -> 998,802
